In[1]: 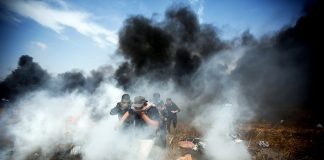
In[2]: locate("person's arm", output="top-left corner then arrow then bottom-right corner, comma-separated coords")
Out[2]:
114,111 -> 129,130
110,103 -> 120,115
138,111 -> 159,128
175,103 -> 180,112
171,103 -> 180,113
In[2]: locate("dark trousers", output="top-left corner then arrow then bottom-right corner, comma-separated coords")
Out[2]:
156,129 -> 167,148
167,116 -> 177,133
156,120 -> 167,148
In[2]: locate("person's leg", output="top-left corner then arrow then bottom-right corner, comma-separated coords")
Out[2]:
157,129 -> 167,148
166,118 -> 171,133
173,116 -> 177,129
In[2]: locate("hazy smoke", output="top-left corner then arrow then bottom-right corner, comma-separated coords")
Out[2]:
0,1 -> 322,160
0,84 -> 134,160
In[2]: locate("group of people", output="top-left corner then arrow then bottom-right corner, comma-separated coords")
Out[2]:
110,93 -> 180,148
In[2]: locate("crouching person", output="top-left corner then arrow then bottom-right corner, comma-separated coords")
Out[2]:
110,94 -> 133,130
115,96 -> 162,160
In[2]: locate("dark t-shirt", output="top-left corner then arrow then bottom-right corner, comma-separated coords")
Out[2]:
128,105 -> 160,139
110,102 -> 131,119
166,102 -> 180,118
110,102 -> 133,129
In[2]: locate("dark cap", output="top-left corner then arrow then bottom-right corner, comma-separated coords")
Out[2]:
132,96 -> 147,111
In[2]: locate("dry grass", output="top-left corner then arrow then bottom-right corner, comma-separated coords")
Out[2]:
3,119 -> 323,160
165,121 -> 324,160
240,122 -> 324,160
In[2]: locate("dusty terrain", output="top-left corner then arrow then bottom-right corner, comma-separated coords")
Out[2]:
168,121 -> 324,160
1,112 -> 323,160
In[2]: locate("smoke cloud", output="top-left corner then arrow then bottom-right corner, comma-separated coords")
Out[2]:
0,56 -> 115,104
0,55 -> 50,101
115,2 -> 322,120
232,0 -> 323,119
1,1 -> 322,160
116,6 -> 227,89
0,84 -> 136,160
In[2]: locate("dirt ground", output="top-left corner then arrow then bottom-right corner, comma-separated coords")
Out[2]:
165,122 -> 204,160
241,121 -> 324,160
2,119 -> 324,160
167,121 -> 324,160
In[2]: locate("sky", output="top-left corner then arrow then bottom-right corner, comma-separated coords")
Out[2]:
0,0 -> 306,79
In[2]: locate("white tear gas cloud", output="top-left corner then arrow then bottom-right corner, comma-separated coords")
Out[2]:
194,103 -> 250,160
1,83 -> 125,159
1,82 -> 168,160
192,49 -> 253,160
0,47 -> 254,160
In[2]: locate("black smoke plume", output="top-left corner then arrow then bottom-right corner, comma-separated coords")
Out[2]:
232,0 -> 323,120
0,56 -> 111,104
116,2 -> 323,121
0,55 -> 49,101
116,6 -> 226,89
57,68 -> 109,93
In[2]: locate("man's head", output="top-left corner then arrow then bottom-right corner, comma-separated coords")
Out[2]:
132,96 -> 147,111
166,98 -> 172,105
121,94 -> 130,103
153,93 -> 160,101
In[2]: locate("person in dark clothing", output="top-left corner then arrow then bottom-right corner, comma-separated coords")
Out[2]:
151,93 -> 167,131
115,96 -> 160,138
151,93 -> 168,148
110,94 -> 133,129
152,93 -> 164,108
156,105 -> 168,148
115,96 -> 161,159
165,98 -> 180,133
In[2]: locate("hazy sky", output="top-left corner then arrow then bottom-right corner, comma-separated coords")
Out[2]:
0,0 -> 305,78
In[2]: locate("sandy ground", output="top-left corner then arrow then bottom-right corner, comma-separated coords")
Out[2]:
1,119 -> 323,160
167,121 -> 324,160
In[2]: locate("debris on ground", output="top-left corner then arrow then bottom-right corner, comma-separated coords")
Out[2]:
176,154 -> 192,160
258,141 -> 270,148
178,141 -> 195,150
70,145 -> 82,155
1,98 -> 9,102
316,124 -> 323,129
178,137 -> 206,151
33,152 -> 40,158
280,120 -> 284,124
234,138 -> 243,143
197,141 -> 206,150
230,134 -> 243,143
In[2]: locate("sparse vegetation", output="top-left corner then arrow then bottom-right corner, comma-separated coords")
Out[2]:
166,121 -> 324,160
